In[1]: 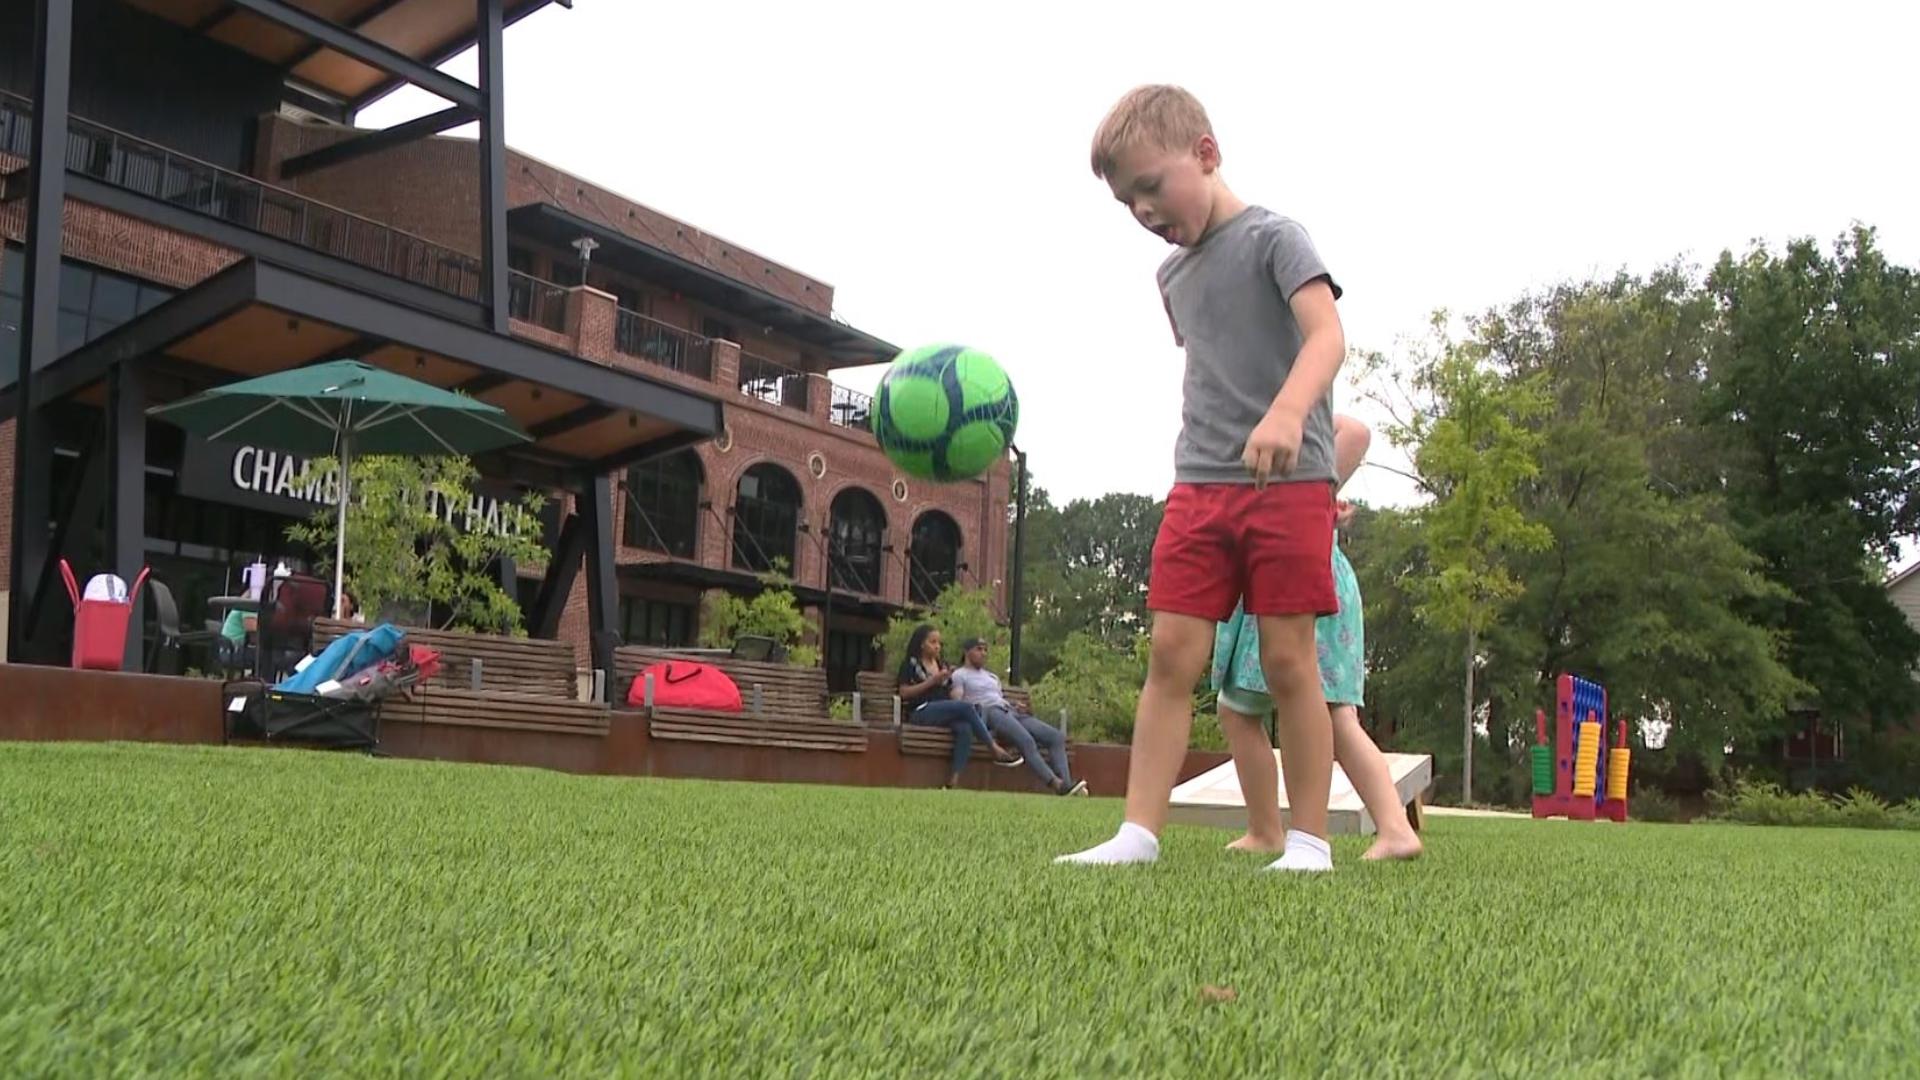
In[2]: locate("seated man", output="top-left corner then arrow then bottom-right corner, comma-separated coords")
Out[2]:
949,638 -> 1088,797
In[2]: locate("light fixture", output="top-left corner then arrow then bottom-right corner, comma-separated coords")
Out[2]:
572,235 -> 600,275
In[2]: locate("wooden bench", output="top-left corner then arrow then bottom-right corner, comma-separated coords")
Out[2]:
646,707 -> 865,753
378,687 -> 610,736
853,671 -> 1067,761
312,620 -> 606,737
315,619 -> 577,699
614,646 -> 866,753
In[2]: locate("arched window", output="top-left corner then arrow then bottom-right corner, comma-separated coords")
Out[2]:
908,511 -> 962,605
828,488 -> 887,595
731,463 -> 801,573
624,450 -> 703,558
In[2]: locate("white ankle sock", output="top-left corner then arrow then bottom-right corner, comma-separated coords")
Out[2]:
1054,821 -> 1160,865
1265,831 -> 1333,874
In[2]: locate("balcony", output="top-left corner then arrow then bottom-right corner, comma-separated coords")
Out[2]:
829,384 -> 873,430
615,307 -> 713,379
0,91 -> 482,305
507,271 -> 567,332
738,351 -> 810,412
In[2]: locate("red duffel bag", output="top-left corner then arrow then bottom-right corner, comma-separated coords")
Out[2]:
628,660 -> 743,712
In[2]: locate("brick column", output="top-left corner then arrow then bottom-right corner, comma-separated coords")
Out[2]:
806,373 -> 833,427
566,286 -> 618,365
710,339 -> 742,393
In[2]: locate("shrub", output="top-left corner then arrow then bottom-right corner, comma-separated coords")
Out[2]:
1706,779 -> 1920,830
699,571 -> 818,666
1628,786 -> 1684,823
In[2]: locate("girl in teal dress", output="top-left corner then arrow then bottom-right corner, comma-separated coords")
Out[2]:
1210,415 -> 1422,861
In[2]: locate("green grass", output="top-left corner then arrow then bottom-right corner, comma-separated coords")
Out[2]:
2,743 -> 1916,1078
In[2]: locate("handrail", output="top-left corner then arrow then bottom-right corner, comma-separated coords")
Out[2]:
0,90 -> 483,303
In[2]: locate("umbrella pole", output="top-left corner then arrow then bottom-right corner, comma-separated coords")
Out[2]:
334,434 -> 351,621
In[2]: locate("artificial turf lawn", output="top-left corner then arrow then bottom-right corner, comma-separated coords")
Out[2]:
1,743 -> 1914,1078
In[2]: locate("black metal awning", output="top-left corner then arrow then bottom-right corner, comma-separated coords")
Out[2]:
119,0 -> 570,112
508,203 -> 899,370
0,258 -> 721,476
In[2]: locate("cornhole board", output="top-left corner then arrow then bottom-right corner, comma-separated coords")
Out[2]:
1169,751 -> 1434,835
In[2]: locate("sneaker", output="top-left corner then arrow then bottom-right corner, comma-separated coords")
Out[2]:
995,753 -> 1025,768
1066,780 -> 1089,797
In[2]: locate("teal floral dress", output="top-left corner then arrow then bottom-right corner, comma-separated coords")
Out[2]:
1211,536 -> 1364,708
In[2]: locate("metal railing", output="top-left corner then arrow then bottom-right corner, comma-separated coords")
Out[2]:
615,307 -> 713,379
738,352 -> 810,411
0,91 -> 483,303
828,384 -> 873,430
508,271 -> 567,332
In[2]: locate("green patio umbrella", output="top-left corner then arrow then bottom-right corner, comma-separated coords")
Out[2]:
148,359 -> 532,619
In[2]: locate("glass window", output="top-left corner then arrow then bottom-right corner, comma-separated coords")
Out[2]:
619,596 -> 695,647
623,450 -> 702,559
909,512 -> 962,605
731,464 -> 801,574
828,488 -> 887,595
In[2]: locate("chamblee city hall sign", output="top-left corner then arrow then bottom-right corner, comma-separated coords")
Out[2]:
178,438 -> 545,541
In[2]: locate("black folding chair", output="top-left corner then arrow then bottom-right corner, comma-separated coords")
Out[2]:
143,578 -> 219,676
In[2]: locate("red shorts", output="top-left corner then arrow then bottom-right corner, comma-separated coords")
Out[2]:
1147,482 -> 1336,621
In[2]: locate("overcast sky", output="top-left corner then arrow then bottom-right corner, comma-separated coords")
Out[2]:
367,0 -> 1918,558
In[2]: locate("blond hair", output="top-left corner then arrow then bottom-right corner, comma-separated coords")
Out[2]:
1090,85 -> 1214,178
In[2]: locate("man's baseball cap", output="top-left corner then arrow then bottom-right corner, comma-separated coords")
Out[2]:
961,637 -> 987,651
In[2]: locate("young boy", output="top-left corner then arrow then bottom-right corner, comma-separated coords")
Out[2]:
1057,85 -> 1347,873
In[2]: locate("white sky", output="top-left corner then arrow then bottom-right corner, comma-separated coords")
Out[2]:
366,0 -> 1920,562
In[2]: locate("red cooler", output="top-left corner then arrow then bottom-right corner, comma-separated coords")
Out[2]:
60,560 -> 150,671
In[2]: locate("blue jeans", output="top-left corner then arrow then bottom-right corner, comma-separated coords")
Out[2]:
909,699 -> 995,775
986,705 -> 1071,789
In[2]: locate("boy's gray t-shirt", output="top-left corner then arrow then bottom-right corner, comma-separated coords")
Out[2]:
1157,206 -> 1342,485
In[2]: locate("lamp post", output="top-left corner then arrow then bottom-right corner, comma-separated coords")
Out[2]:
571,235 -> 599,281
1009,444 -> 1029,684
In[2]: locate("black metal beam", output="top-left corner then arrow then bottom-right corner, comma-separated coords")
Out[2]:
477,0 -> 510,335
0,260 -> 258,420
455,373 -> 512,395
280,0 -> 410,72
63,174 -> 486,325
191,5 -> 235,32
528,507 -> 585,640
582,472 -> 619,695
8,0 -> 72,664
223,0 -> 484,111
4,258 -> 722,460
280,106 -> 474,180
584,427 -> 713,476
108,360 -> 146,671
528,403 -> 611,439
352,0 -> 571,113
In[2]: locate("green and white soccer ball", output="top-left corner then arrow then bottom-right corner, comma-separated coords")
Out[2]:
870,344 -> 1019,481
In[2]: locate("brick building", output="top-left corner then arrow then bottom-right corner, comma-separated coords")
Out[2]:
1,0 -> 1010,691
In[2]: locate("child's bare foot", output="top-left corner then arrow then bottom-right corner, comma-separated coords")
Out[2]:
1226,832 -> 1286,853
1361,831 -> 1424,861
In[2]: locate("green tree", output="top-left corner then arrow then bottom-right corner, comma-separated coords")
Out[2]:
1370,318 -> 1554,802
1475,272 -> 1805,760
1701,226 -> 1920,736
285,454 -> 546,634
700,569 -> 819,667
1012,486 -> 1163,681
880,583 -> 1008,677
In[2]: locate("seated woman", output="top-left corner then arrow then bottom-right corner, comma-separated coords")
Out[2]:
897,623 -> 1020,787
